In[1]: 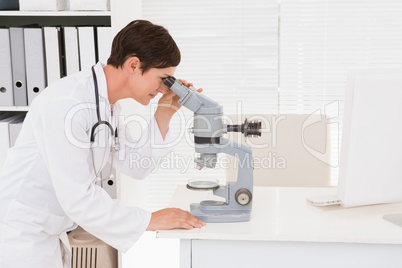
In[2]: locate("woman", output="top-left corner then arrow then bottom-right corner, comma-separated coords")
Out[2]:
0,20 -> 205,267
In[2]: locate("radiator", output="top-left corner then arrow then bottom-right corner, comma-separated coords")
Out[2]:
68,226 -> 117,268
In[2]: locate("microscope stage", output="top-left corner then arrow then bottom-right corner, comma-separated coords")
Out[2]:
186,178 -> 220,191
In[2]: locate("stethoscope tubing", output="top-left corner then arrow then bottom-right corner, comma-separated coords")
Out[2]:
90,65 -> 119,182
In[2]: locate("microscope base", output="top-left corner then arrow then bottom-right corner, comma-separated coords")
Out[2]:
190,202 -> 251,223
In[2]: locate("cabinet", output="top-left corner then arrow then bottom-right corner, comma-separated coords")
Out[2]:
0,10 -> 111,112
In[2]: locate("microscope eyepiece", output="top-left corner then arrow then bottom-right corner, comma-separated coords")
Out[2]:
163,76 -> 176,88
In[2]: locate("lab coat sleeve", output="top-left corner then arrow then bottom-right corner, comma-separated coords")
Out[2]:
113,115 -> 176,179
32,97 -> 150,252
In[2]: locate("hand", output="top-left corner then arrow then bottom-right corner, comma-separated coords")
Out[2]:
146,208 -> 206,231
156,79 -> 202,118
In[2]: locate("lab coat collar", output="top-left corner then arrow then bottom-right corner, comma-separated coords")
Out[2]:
93,62 -> 109,106
92,62 -> 118,118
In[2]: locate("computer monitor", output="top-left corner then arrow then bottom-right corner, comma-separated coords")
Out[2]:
337,68 -> 402,207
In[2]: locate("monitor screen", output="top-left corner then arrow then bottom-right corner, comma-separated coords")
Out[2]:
337,68 -> 402,207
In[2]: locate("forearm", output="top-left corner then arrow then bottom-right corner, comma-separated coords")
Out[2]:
154,108 -> 174,140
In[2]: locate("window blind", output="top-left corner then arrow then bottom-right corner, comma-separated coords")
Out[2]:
279,0 -> 402,183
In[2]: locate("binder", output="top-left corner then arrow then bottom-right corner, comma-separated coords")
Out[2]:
9,28 -> 28,106
43,27 -> 62,86
0,29 -> 14,107
78,27 -> 96,71
96,27 -> 112,65
69,0 -> 109,11
24,28 -> 46,106
63,27 -> 80,75
19,0 -> 66,11
0,0 -> 19,10
8,115 -> 25,147
0,114 -> 24,170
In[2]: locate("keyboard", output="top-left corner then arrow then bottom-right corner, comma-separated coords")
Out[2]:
306,194 -> 342,207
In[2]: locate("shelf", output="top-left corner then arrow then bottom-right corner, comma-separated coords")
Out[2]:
0,11 -> 111,27
0,10 -> 111,17
0,106 -> 30,112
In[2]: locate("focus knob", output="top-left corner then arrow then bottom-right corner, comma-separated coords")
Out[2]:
235,188 -> 252,206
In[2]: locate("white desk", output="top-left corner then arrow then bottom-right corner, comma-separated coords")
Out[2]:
156,186 -> 402,268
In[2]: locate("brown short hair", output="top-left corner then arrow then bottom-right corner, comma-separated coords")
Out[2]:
107,20 -> 181,73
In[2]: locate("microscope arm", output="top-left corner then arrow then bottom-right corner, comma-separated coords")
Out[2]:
196,138 -> 254,205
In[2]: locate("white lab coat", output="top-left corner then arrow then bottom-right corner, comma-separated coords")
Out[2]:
0,63 -> 174,268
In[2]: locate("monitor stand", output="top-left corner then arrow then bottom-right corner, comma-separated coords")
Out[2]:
383,214 -> 402,227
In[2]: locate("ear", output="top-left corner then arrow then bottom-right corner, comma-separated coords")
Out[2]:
123,56 -> 141,74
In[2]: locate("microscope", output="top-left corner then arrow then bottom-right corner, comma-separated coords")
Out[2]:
163,77 -> 261,223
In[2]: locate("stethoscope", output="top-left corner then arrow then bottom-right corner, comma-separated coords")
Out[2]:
90,65 -> 120,182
